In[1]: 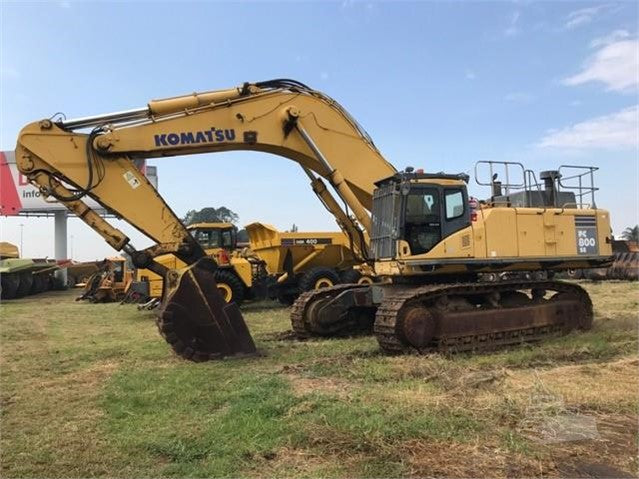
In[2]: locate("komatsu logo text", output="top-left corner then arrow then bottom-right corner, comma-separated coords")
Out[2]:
154,128 -> 236,147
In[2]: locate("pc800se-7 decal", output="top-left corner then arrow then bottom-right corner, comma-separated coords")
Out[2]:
575,216 -> 598,255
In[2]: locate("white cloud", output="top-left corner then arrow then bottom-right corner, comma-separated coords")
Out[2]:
590,29 -> 630,48
538,105 -> 638,150
504,11 -> 521,37
563,32 -> 638,92
564,5 -> 604,30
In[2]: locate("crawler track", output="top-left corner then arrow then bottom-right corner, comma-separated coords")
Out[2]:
291,283 -> 371,338
374,281 -> 592,355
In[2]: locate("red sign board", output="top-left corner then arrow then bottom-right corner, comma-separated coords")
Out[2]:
0,152 -> 21,215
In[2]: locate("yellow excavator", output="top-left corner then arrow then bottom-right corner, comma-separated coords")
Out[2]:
15,79 -> 612,361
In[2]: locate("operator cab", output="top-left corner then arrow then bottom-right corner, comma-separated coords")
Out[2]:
187,223 -> 237,251
371,169 -> 470,259
111,258 -> 125,283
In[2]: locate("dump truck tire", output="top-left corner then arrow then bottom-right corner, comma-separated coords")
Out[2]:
1,273 -> 20,299
213,269 -> 245,306
15,272 -> 33,298
299,267 -> 340,292
340,268 -> 362,284
30,275 -> 45,295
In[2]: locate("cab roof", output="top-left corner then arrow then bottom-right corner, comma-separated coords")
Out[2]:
375,171 -> 469,188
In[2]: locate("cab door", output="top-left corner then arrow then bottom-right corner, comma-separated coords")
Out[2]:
403,187 -> 442,255
442,188 -> 470,238
402,186 -> 470,255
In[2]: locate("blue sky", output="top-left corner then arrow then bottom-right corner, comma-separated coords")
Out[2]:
1,1 -> 637,260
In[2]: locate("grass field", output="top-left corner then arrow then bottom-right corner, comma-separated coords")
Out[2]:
1,281 -> 637,478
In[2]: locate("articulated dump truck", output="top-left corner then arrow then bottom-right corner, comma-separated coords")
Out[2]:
136,222 -> 373,305
0,242 -> 59,299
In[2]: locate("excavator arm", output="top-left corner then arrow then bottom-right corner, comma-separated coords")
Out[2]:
15,79 -> 396,360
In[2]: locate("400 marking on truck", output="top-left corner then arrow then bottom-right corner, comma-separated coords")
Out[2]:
281,238 -> 333,246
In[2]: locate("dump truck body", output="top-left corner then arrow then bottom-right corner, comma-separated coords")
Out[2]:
245,222 -> 356,275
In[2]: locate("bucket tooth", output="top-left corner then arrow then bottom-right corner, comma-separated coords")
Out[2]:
156,258 -> 256,361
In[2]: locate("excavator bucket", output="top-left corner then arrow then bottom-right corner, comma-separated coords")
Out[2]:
156,258 -> 256,361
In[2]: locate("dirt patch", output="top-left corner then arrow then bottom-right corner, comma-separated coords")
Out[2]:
281,372 -> 353,398
261,330 -> 299,341
3,360 -> 121,424
382,355 -> 638,478
36,360 -> 120,391
505,357 -> 639,412
0,357 -> 124,477
561,462 -> 635,479
379,357 -> 511,409
389,355 -> 510,389
402,438 -> 549,478
549,414 -> 639,478
402,415 -> 638,479
243,446 -> 341,476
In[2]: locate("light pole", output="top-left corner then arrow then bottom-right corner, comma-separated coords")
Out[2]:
19,223 -> 24,256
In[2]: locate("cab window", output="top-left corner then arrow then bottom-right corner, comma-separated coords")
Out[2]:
406,190 -> 439,220
112,261 -> 124,282
192,230 -> 221,249
445,190 -> 464,219
221,230 -> 233,248
209,232 -> 221,248
193,230 -> 209,248
403,188 -> 441,255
